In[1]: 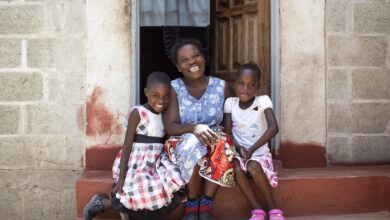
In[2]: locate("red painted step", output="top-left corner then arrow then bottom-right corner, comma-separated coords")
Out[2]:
76,165 -> 390,220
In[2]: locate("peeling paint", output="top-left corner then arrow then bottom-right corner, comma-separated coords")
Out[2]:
86,87 -> 122,144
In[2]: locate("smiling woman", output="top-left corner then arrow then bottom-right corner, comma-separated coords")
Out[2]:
163,38 -> 233,220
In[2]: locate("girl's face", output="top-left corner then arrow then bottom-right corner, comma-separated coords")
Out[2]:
144,83 -> 171,113
176,44 -> 206,80
234,69 -> 259,103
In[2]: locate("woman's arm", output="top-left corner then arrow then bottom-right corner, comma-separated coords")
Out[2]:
247,108 -> 279,157
224,113 -> 232,137
224,80 -> 234,99
163,88 -> 196,135
163,87 -> 218,146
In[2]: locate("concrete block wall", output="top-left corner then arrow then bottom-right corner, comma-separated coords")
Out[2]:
0,0 -> 86,219
326,0 -> 390,163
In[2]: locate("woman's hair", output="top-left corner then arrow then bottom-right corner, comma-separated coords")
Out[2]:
146,71 -> 171,88
236,62 -> 262,80
170,38 -> 204,64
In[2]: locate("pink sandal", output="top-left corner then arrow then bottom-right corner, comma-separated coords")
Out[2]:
268,209 -> 285,220
249,209 -> 266,220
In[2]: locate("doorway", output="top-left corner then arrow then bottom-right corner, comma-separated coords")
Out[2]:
134,0 -> 278,150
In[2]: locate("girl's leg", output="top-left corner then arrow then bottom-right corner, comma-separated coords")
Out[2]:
119,212 -> 130,220
232,159 -> 263,209
246,161 -> 276,210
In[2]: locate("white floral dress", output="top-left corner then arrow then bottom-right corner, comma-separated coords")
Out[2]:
170,76 -> 225,183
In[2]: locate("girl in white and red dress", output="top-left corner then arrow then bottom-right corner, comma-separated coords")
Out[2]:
83,72 -> 184,220
224,63 -> 285,220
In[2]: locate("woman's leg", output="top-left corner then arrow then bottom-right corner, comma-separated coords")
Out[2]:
186,164 -> 202,199
198,179 -> 219,220
232,159 -> 263,209
247,161 -> 276,210
183,164 -> 202,220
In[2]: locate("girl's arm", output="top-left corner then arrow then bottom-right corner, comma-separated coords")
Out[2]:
117,109 -> 140,184
163,88 -> 217,146
247,108 -> 279,158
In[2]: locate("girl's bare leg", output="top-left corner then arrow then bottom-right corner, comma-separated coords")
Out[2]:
247,161 -> 276,210
119,212 -> 130,220
233,159 -> 263,209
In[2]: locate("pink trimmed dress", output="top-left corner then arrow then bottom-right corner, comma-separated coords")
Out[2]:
224,96 -> 278,188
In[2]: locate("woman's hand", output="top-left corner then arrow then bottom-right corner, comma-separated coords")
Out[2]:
193,124 -> 218,146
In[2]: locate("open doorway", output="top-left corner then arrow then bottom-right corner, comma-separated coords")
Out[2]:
138,0 -> 271,102
139,1 -> 211,104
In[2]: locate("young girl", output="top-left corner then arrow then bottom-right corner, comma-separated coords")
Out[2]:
84,72 -> 184,220
224,63 -> 285,220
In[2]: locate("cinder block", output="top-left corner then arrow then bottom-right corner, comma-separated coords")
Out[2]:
352,136 -> 390,163
30,170 -> 81,190
327,36 -> 386,66
49,71 -> 86,104
352,68 -> 390,99
354,2 -> 390,34
63,0 -> 85,33
0,72 -> 43,101
0,170 -> 35,190
0,137 -> 37,169
0,189 -> 22,220
26,104 -> 82,135
328,103 -> 352,133
27,39 -> 85,71
327,136 -> 353,164
0,105 -> 19,134
0,5 -> 45,34
21,188 -> 76,220
37,136 -> 84,169
326,0 -> 346,32
0,39 -> 20,67
327,69 -> 349,100
351,103 -> 390,133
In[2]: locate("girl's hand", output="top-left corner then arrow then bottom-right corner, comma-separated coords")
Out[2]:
194,124 -> 218,146
111,179 -> 124,196
235,144 -> 246,159
246,148 -> 255,159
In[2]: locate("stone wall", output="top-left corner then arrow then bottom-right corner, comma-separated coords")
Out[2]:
0,0 -> 85,219
326,0 -> 390,163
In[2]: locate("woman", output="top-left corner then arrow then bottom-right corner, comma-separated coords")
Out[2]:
163,38 -> 232,220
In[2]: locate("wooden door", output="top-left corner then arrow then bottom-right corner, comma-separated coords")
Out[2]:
212,0 -> 270,95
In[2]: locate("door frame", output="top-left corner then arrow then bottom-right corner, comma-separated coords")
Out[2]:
130,0 -> 281,151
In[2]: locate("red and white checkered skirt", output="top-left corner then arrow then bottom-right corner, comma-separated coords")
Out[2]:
112,142 -> 184,211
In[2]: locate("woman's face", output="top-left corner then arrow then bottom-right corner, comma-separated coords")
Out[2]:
176,44 -> 206,80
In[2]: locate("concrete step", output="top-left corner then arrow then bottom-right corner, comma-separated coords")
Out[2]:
77,211 -> 390,220
76,165 -> 390,219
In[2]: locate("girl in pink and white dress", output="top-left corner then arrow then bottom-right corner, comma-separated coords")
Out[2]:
224,63 -> 285,220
